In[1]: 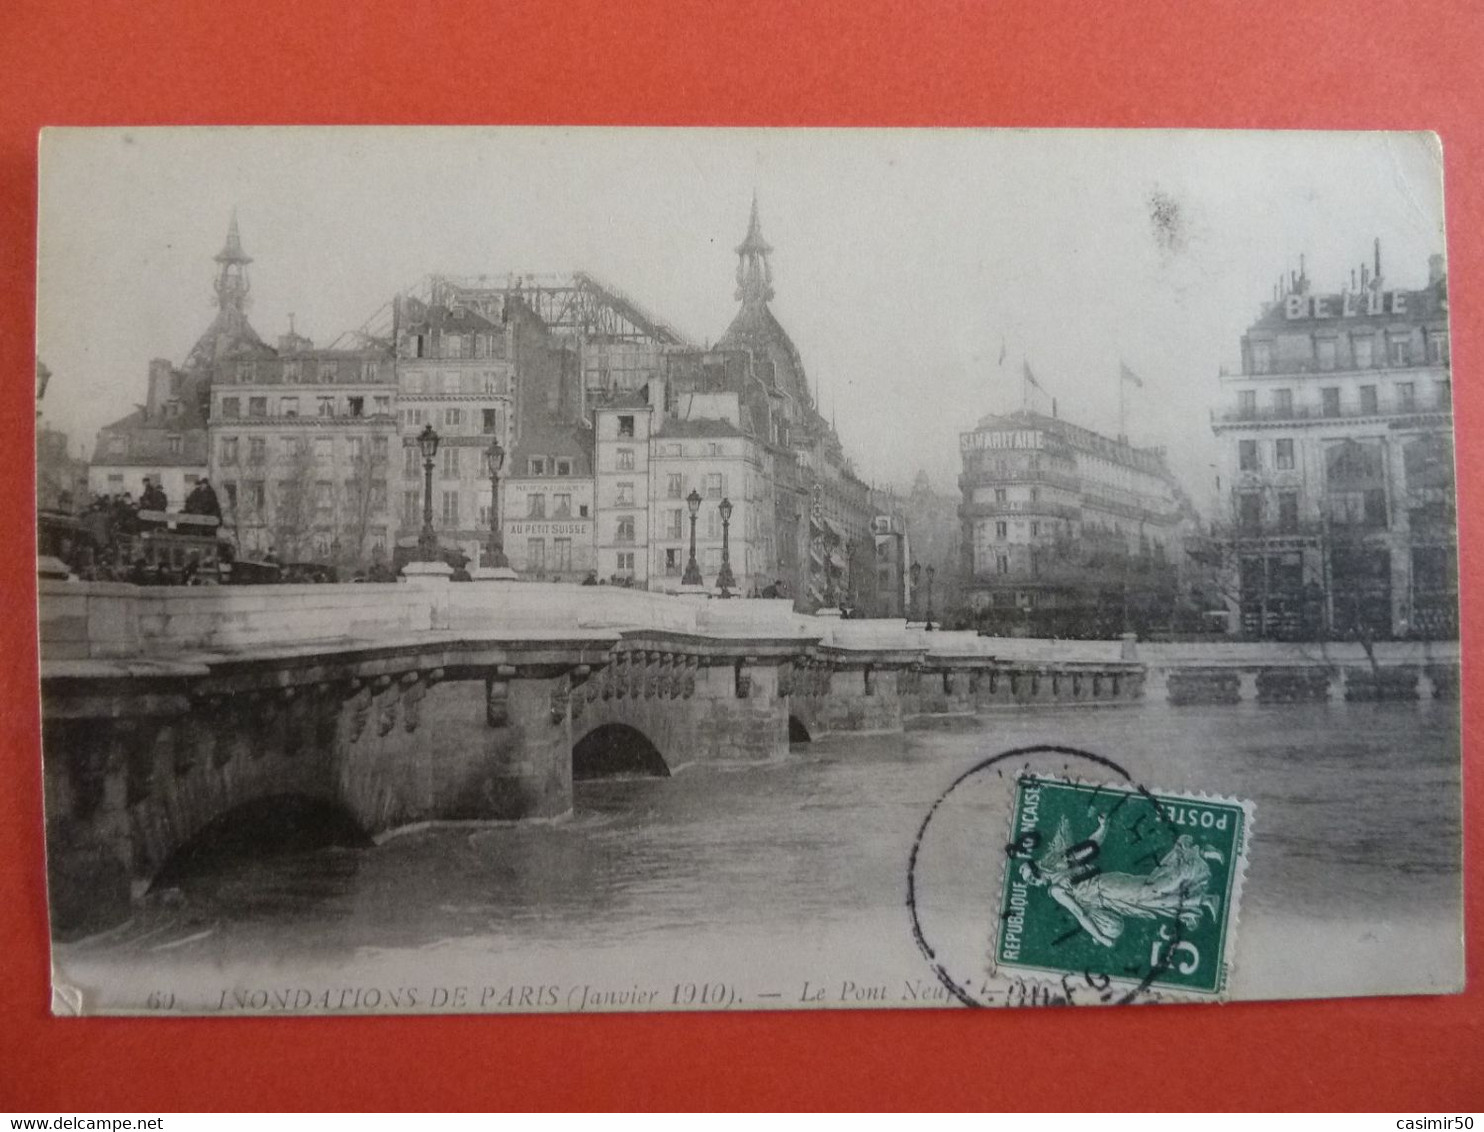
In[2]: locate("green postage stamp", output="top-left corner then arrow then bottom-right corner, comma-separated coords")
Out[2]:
995,777 -> 1252,997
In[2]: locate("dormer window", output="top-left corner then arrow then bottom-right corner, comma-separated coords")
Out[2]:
618,415 -> 635,438
530,457 -> 547,476
167,434 -> 183,455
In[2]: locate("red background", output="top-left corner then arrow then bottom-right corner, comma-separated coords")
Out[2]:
1,0 -> 1480,1111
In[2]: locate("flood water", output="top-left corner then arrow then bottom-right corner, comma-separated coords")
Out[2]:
58,699 -> 1464,1013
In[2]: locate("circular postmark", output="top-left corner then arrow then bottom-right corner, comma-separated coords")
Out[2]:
907,743 -> 1245,1007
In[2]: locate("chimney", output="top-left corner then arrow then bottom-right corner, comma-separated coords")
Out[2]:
1429,253 -> 1446,286
146,358 -> 173,417
1374,237 -> 1383,286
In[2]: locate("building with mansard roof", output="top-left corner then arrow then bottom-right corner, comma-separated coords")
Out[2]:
1211,242 -> 1454,640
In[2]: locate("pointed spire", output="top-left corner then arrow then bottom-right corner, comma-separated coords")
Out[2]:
734,192 -> 775,306
216,208 -> 252,265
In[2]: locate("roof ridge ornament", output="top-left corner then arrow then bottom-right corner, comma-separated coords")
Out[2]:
734,192 -> 775,306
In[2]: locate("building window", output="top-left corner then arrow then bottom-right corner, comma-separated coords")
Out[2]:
666,473 -> 683,499
616,516 -> 635,544
1321,387 -> 1341,417
665,547 -> 680,575
1435,378 -> 1452,409
1397,382 -> 1416,412
311,437 -> 331,462
1273,389 -> 1292,416
1427,333 -> 1450,365
1238,492 -> 1262,527
317,396 -> 334,418
370,480 -> 387,512
528,493 -> 546,518
372,435 -> 389,461
579,504 -> 589,518
706,510 -> 720,539
996,554 -> 1009,575
527,538 -> 546,573
374,395 -> 391,416
483,408 -> 500,434
556,459 -> 572,477
529,457 -> 547,476
1275,438 -> 1295,471
1030,522 -> 1040,537
221,397 -> 240,418
314,480 -> 333,513
1238,439 -> 1259,472
1353,334 -> 1374,368
347,396 -> 364,418
403,490 -> 419,526
666,509 -> 683,539
1278,491 -> 1299,532
220,437 -> 239,465
616,551 -> 635,574
347,437 -> 364,461
441,446 -> 460,478
1389,338 -> 1412,366
248,396 -> 268,418
444,408 -> 462,427
705,472 -> 723,499
615,482 -> 634,506
554,538 -> 572,573
1317,337 -> 1337,372
318,362 -> 337,384
1237,389 -> 1257,419
247,481 -> 266,510
1359,385 -> 1378,415
248,437 -> 266,466
441,491 -> 459,526
994,487 -> 1007,503
1250,341 -> 1272,375
616,448 -> 635,471
553,493 -> 572,518
222,481 -> 238,511
280,396 -> 299,418
618,415 -> 635,438
995,520 -> 1008,540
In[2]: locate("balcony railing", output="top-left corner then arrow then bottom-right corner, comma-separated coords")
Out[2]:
1212,394 -> 1451,426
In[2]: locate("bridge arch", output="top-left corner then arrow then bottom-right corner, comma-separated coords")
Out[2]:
573,723 -> 671,779
151,793 -> 372,892
788,715 -> 813,743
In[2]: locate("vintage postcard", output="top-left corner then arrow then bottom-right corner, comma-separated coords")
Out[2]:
34,127 -> 1462,1014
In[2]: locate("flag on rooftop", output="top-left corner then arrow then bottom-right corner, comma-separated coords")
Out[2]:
1023,360 -> 1043,390
1119,360 -> 1145,388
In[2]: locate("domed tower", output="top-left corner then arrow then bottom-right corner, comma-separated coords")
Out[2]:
184,209 -> 272,372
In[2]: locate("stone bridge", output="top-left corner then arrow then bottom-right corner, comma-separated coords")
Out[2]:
39,572 -> 1450,936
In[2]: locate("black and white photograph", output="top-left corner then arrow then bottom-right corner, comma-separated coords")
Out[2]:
34,127 -> 1462,1014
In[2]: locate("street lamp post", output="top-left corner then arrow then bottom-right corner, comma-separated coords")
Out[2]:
483,439 -> 509,570
925,564 -> 936,631
416,424 -> 440,562
910,561 -> 921,622
682,488 -> 703,587
716,497 -> 737,597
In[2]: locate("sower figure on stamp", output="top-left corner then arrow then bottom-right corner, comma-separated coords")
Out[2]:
1020,813 -> 1225,948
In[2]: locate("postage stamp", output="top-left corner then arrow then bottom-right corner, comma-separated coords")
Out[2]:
994,776 -> 1252,997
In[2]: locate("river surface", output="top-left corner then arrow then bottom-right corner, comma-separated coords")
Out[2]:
56,699 -> 1464,1014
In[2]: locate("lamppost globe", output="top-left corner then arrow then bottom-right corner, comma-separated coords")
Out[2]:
485,439 -> 505,478
417,424 -> 441,463
718,497 -> 733,523
687,489 -> 702,516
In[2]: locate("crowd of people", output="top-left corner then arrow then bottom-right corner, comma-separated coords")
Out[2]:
45,476 -> 228,584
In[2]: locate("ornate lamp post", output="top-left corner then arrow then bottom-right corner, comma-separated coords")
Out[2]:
483,438 -> 510,570
682,488 -> 703,587
416,424 -> 440,562
716,497 -> 737,598
925,564 -> 937,632
910,561 -> 922,621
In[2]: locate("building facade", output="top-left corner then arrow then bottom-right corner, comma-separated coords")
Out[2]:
959,410 -> 1187,637
1212,245 -> 1454,639
90,358 -> 211,508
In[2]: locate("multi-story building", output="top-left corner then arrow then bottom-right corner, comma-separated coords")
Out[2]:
90,358 -> 211,508
393,290 -> 517,567
1211,244 -> 1454,639
959,410 -> 1187,636
503,417 -> 595,581
593,392 -> 654,585
209,338 -> 398,563
648,389 -> 769,594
